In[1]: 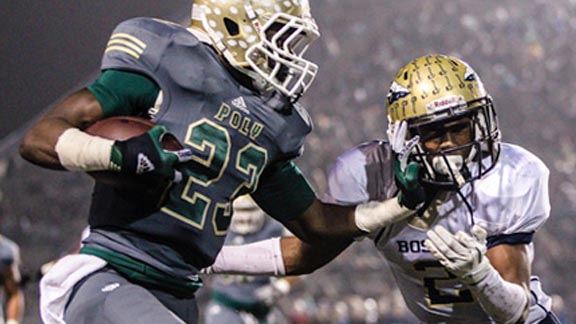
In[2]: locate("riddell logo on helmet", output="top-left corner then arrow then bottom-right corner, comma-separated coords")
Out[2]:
426,95 -> 465,113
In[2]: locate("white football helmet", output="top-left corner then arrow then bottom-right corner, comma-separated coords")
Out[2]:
230,195 -> 267,235
190,0 -> 320,102
386,54 -> 500,189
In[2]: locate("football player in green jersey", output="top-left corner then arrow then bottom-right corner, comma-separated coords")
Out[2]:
20,1 -> 421,323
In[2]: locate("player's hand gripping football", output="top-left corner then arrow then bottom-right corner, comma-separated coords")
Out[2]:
387,120 -> 426,210
110,125 -> 193,182
424,225 -> 492,285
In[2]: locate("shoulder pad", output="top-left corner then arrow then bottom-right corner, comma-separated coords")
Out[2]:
475,143 -> 550,236
102,18 -> 196,75
325,140 -> 393,205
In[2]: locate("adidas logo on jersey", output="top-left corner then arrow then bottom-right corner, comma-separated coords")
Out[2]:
136,153 -> 155,174
231,96 -> 249,114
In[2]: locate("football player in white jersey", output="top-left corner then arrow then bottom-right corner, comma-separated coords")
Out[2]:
204,54 -> 560,324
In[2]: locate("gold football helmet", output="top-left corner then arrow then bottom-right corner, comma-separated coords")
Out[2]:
190,0 -> 320,101
386,54 -> 500,189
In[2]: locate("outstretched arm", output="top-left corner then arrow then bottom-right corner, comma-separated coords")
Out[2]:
280,235 -> 353,275
203,235 -> 352,276
204,167 -> 419,275
284,197 -> 414,245
205,197 -> 409,276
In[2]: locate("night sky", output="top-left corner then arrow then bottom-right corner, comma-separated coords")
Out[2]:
0,1 -> 189,140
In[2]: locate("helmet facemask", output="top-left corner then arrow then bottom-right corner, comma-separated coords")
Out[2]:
246,13 -> 319,101
408,97 -> 500,190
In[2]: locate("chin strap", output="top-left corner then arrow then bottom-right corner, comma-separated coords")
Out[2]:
455,186 -> 476,226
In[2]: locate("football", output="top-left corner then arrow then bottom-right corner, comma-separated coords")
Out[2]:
84,116 -> 183,189
85,116 -> 182,150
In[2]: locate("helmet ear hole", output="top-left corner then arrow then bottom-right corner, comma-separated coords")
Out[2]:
224,18 -> 239,36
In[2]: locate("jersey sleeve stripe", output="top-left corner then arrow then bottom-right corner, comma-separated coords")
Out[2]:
107,39 -> 145,53
105,46 -> 141,59
111,32 -> 147,48
486,231 -> 534,248
105,33 -> 147,59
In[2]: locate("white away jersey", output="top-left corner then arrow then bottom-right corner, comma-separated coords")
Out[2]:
325,141 -> 552,323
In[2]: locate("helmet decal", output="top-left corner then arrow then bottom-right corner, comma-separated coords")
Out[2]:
387,81 -> 410,105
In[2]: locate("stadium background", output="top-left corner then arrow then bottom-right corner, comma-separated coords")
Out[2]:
0,1 -> 575,323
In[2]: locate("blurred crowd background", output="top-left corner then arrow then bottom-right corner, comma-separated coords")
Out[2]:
1,0 -> 575,323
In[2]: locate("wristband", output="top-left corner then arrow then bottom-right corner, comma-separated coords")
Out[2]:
204,237 -> 285,276
55,128 -> 114,171
467,265 -> 529,324
7,320 -> 20,324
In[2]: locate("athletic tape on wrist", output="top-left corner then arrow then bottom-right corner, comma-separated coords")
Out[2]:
208,237 -> 286,276
467,265 -> 529,324
55,128 -> 114,171
354,198 -> 414,233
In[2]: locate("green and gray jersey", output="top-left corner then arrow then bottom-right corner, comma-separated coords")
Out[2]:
83,18 -> 315,282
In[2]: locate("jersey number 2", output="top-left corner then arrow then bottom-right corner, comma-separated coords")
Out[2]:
414,261 -> 474,306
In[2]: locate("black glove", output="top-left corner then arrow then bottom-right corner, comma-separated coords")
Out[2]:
109,126 -> 192,182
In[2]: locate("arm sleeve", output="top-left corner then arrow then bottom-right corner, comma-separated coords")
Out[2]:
88,69 -> 160,117
251,162 -> 316,222
89,17 -> 171,117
